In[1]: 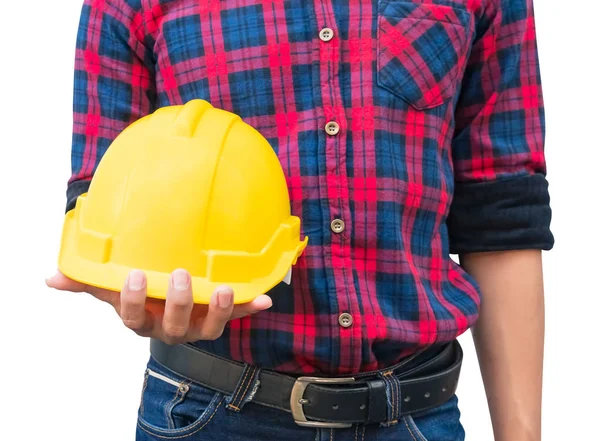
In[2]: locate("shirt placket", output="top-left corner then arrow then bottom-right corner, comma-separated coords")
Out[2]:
313,0 -> 362,374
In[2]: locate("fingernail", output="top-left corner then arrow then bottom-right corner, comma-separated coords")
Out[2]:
172,269 -> 190,291
217,289 -> 233,308
128,270 -> 145,291
260,295 -> 273,310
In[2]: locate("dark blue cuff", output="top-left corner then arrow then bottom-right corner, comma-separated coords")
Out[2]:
66,179 -> 91,213
447,173 -> 554,254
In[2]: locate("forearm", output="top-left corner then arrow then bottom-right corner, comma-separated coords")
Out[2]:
461,250 -> 545,441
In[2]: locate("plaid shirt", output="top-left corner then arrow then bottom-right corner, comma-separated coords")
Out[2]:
68,0 -> 553,374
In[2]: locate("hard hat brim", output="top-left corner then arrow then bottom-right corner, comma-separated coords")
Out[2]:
58,209 -> 308,304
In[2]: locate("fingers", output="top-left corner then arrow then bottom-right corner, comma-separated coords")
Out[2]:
160,269 -> 194,344
231,295 -> 273,320
46,270 -> 120,309
50,268 -> 273,344
120,270 -> 153,335
45,271 -> 86,292
189,286 -> 235,341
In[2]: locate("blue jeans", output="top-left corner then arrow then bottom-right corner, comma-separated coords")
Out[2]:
136,355 -> 465,441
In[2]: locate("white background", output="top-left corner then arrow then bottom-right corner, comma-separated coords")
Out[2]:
0,0 -> 598,439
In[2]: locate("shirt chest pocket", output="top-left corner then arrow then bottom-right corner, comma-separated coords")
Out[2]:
377,1 -> 474,110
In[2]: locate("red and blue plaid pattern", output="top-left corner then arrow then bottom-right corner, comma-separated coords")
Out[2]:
68,0 -> 553,374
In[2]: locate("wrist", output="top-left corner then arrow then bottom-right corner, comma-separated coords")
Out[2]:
494,419 -> 541,441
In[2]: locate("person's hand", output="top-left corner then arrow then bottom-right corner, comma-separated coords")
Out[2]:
45,269 -> 272,344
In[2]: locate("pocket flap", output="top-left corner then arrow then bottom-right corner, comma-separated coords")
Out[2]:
378,1 -> 473,110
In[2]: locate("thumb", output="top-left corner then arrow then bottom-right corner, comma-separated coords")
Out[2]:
45,271 -> 87,292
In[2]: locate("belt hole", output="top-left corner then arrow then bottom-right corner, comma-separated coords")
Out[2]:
404,396 -> 411,403
360,404 -> 366,410
424,392 -> 431,398
442,387 -> 447,392
332,404 -> 339,410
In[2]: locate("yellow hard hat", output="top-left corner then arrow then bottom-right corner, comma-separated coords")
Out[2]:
58,99 -> 308,304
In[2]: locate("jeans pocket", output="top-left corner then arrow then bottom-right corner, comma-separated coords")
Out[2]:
137,356 -> 225,439
377,1 -> 474,110
400,395 -> 464,441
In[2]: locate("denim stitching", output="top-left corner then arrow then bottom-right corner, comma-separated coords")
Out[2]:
383,372 -> 398,422
228,365 -> 254,408
394,374 -> 401,420
385,377 -> 394,420
383,370 -> 398,421
231,366 -> 254,403
165,386 -> 187,429
404,415 -> 428,441
380,372 -> 400,426
390,371 -> 402,422
164,388 -> 177,428
137,396 -> 224,439
403,416 -> 419,441
139,369 -> 149,417
144,366 -> 191,429
238,367 -> 259,404
233,366 -> 259,408
393,376 -> 399,420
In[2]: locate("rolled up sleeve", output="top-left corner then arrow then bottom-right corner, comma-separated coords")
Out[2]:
67,0 -> 155,212
447,0 -> 554,254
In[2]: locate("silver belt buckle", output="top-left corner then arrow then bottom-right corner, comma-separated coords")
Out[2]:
290,376 -> 356,428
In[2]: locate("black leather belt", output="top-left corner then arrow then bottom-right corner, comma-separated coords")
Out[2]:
149,338 -> 462,428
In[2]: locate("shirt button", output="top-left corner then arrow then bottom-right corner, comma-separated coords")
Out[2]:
331,219 -> 345,233
339,313 -> 353,328
325,121 -> 340,136
319,27 -> 334,42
